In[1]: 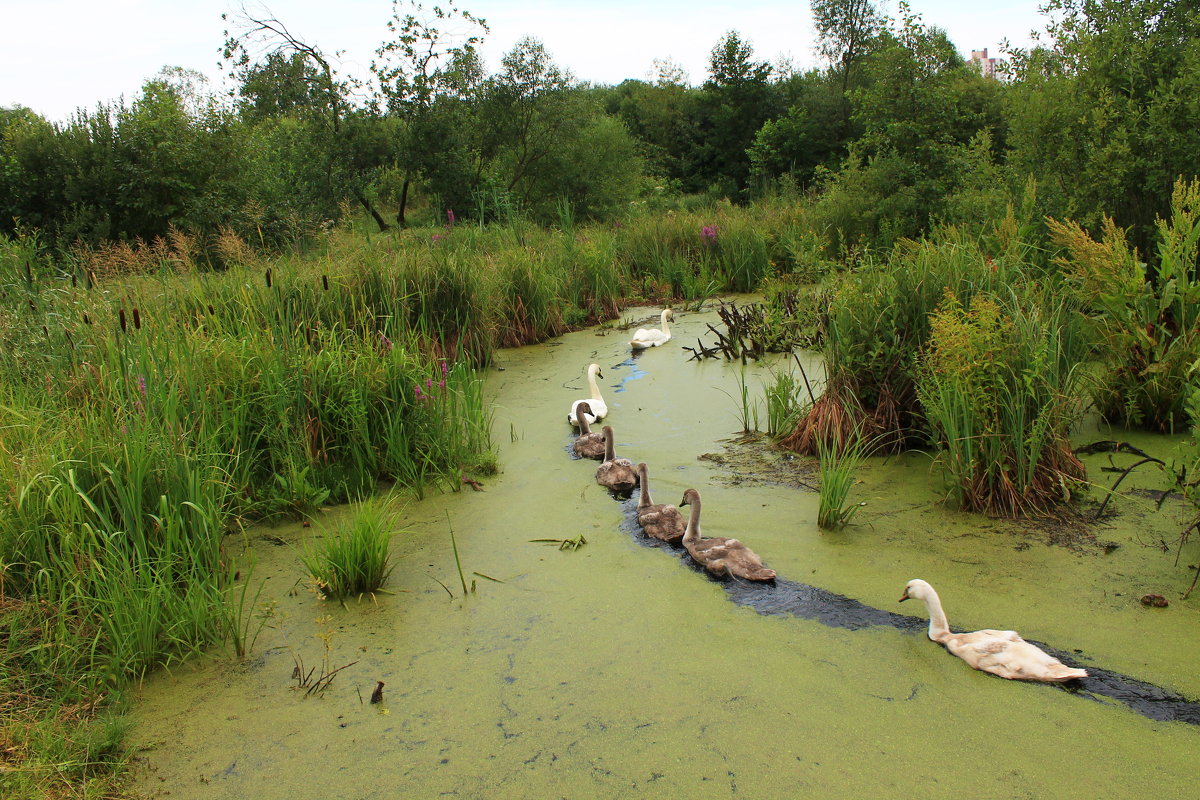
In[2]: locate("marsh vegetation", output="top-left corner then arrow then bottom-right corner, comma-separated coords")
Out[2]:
3,0 -> 1200,795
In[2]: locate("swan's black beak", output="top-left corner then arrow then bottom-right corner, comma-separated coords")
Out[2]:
679,495 -> 690,506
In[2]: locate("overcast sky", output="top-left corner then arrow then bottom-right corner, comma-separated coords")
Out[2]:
2,1 -> 1050,123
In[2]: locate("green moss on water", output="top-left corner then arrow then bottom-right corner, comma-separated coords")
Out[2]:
129,304 -> 1200,799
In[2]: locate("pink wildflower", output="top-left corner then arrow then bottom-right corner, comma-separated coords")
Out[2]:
447,209 -> 456,226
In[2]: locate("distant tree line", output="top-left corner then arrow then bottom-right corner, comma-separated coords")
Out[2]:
1,0 -> 1197,261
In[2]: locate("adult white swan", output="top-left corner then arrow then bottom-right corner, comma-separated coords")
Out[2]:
567,363 -> 607,427
899,579 -> 1088,682
630,309 -> 673,349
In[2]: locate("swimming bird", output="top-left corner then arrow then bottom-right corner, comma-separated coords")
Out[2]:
572,402 -> 606,460
636,462 -> 685,543
568,363 -> 607,426
678,489 -> 776,581
595,426 -> 638,492
630,308 -> 674,349
899,578 -> 1088,682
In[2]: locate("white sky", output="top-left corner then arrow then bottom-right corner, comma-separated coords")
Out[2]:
2,1 -> 1049,123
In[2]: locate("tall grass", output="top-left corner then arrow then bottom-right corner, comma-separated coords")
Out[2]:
816,431 -> 871,529
916,292 -> 1088,516
301,496 -> 396,599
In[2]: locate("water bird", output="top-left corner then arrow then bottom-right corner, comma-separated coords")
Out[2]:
595,426 -> 638,492
678,489 -> 776,581
630,308 -> 674,349
899,578 -> 1088,682
572,402 -> 607,459
636,463 -> 685,543
568,363 -> 607,426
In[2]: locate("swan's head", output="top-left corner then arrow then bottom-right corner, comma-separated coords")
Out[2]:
576,401 -> 593,418
679,488 -> 700,507
900,579 -> 935,603
663,308 -> 674,321
588,363 -> 603,379
637,462 -> 649,477
602,424 -> 615,439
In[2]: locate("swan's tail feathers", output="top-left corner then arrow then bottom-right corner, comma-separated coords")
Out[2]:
745,567 -> 777,581
1050,666 -> 1089,681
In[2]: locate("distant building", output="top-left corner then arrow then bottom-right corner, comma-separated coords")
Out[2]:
971,48 -> 998,78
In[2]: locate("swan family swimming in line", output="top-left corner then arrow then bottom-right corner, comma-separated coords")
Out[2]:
563,308 -> 1088,684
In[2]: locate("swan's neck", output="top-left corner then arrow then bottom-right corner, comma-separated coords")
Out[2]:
587,370 -> 602,401
576,414 -> 591,435
603,433 -> 616,462
661,311 -> 672,335
920,590 -> 952,642
638,468 -> 652,509
683,498 -> 701,544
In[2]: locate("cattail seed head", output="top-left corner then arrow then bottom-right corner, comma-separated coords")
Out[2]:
132,308 -> 141,330
118,309 -> 127,333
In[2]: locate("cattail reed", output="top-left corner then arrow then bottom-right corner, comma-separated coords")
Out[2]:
118,308 -> 127,333
265,268 -> 273,288
133,308 -> 141,330
322,274 -> 329,291
83,312 -> 91,325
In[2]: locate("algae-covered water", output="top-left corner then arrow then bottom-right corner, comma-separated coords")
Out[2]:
130,304 -> 1200,798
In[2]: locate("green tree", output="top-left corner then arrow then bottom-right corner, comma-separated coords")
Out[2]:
692,30 -> 777,198
371,0 -> 488,225
810,0 -> 887,140
1005,0 -> 1200,251
223,9 -> 391,231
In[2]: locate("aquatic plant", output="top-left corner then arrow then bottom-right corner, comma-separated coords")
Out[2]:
816,430 -> 870,529
1049,178 -> 1200,433
915,292 -> 1087,516
300,497 -> 396,600
781,227 -> 1017,455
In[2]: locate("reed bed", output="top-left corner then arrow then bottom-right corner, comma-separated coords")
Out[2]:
916,292 -> 1088,516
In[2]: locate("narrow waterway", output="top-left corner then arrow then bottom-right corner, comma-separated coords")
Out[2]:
130,303 -> 1200,799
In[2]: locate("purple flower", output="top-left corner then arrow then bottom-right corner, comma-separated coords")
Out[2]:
379,333 -> 393,353
700,225 -> 719,245
446,209 -> 456,226
414,385 -> 424,399
137,374 -> 147,398
441,361 -> 448,376
426,378 -> 433,389
432,234 -> 444,243
437,379 -> 445,389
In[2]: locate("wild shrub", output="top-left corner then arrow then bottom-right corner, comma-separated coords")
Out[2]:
916,292 -> 1087,516
1049,178 -> 1200,432
781,228 -> 1012,454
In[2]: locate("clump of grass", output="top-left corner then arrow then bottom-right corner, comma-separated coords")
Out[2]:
916,291 -> 1087,516
301,497 -> 396,600
816,431 -> 871,529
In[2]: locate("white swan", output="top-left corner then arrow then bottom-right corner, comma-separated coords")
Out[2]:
568,363 -> 607,427
630,309 -> 674,349
595,426 -> 638,492
678,489 -> 776,581
636,462 -> 685,543
899,579 -> 1088,682
572,402 -> 606,460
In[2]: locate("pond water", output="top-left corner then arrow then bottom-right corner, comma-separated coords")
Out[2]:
130,303 -> 1200,798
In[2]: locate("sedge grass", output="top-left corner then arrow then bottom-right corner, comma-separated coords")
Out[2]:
300,496 -> 396,600
815,430 -> 871,530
